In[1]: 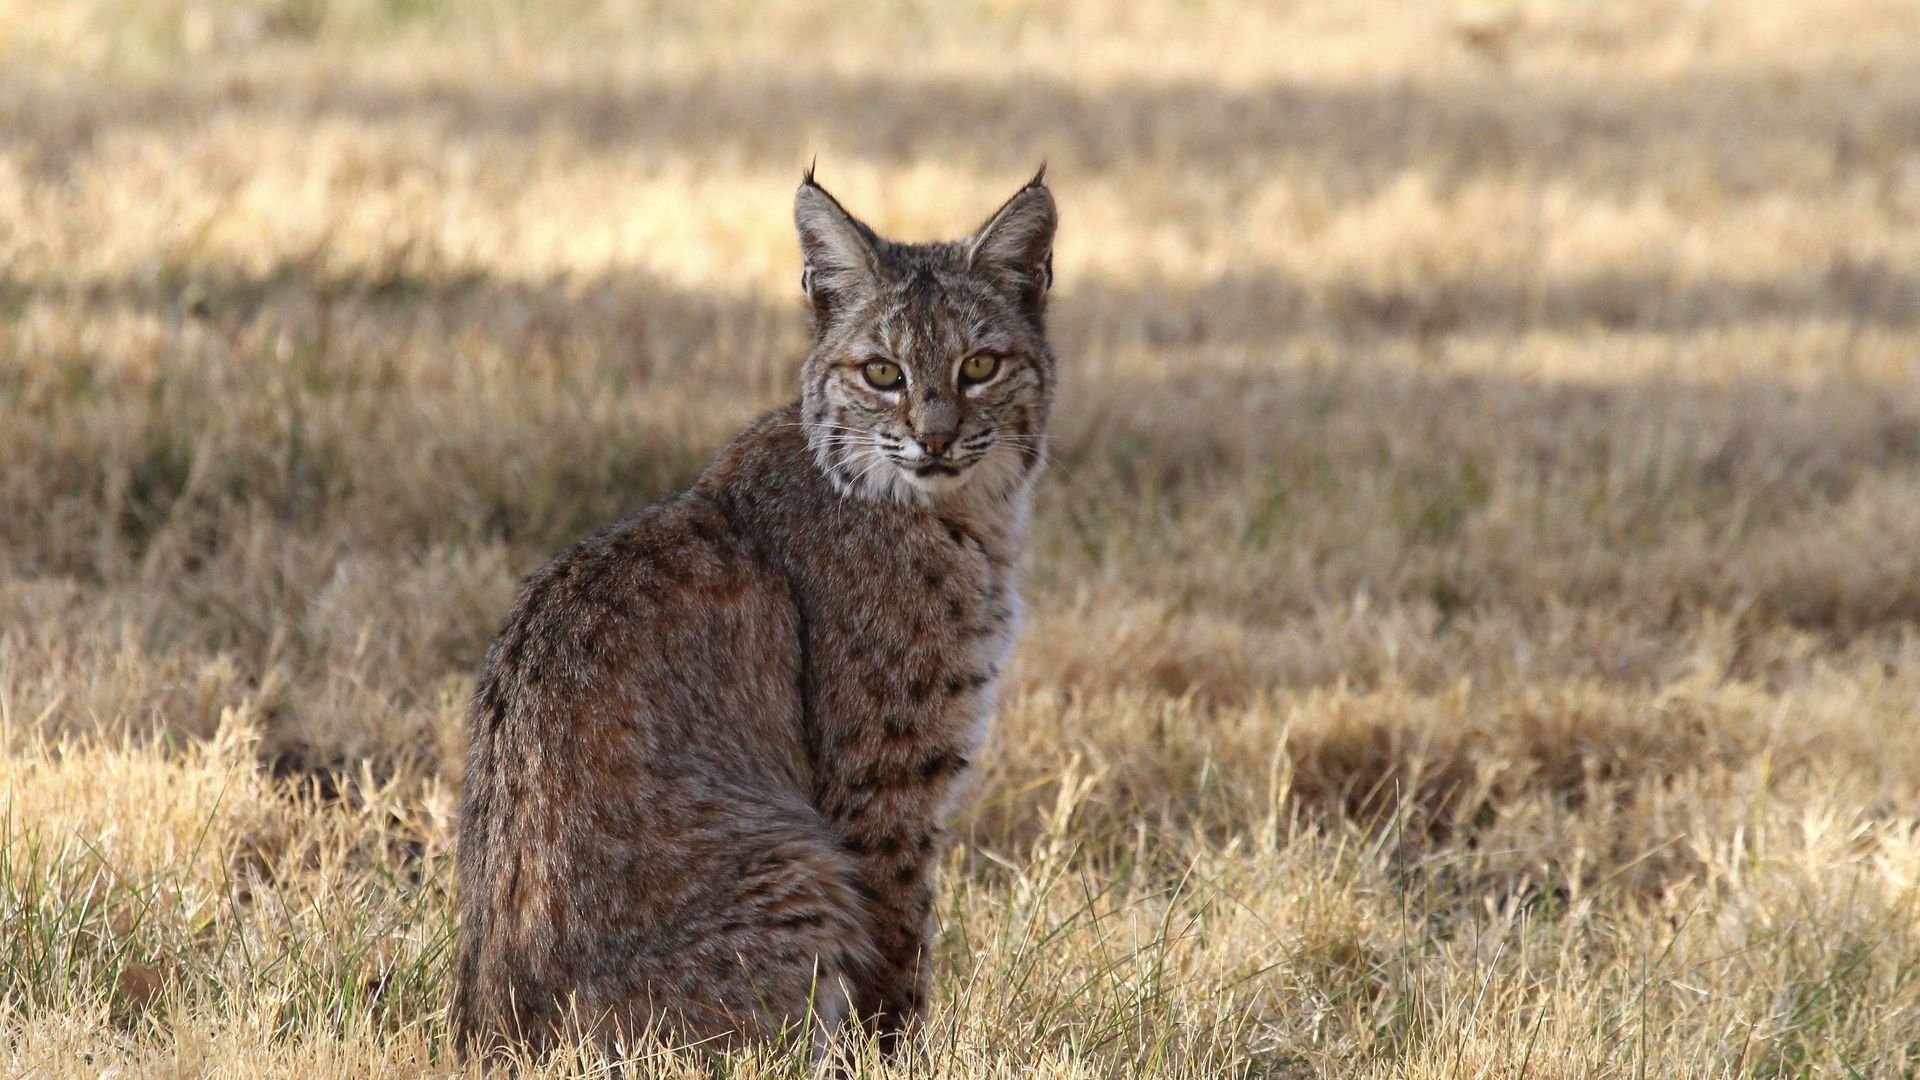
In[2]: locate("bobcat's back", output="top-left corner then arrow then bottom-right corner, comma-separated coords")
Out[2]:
453,486 -> 856,1050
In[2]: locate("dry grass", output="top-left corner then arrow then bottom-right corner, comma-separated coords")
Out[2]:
5,0 -> 1920,1075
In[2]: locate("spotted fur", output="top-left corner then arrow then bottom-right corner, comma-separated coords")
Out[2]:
453,171 -> 1058,1061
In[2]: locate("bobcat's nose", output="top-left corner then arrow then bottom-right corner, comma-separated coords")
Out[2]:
917,431 -> 956,458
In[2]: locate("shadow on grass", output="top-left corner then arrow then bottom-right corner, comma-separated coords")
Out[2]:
6,59 -> 1919,195
5,258 -> 1920,637
4,255 -> 1917,373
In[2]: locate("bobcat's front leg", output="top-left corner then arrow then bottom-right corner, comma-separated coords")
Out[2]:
844,825 -> 941,1045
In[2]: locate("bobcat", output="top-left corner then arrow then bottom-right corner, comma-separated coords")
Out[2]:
452,169 -> 1058,1061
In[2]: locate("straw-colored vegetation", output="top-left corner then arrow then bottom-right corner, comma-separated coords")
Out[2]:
5,0 -> 1920,1075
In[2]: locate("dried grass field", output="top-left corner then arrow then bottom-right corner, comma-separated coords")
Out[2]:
5,0 -> 1920,1075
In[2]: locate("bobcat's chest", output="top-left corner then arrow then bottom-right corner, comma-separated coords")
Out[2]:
800,501 -> 1025,828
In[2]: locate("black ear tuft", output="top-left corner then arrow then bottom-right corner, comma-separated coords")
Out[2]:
966,172 -> 1058,310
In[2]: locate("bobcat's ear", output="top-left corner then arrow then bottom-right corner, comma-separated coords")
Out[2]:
966,166 -> 1057,309
795,168 -> 882,321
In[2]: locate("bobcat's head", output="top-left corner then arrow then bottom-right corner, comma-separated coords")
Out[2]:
795,169 -> 1058,505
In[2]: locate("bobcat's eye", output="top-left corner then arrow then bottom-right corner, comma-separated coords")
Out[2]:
959,353 -> 1001,385
862,360 -> 903,390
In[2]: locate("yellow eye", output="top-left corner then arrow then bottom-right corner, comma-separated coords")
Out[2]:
960,353 -> 1001,384
862,360 -> 903,389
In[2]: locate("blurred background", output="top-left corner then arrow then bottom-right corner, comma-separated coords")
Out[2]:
4,1 -> 1920,1075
